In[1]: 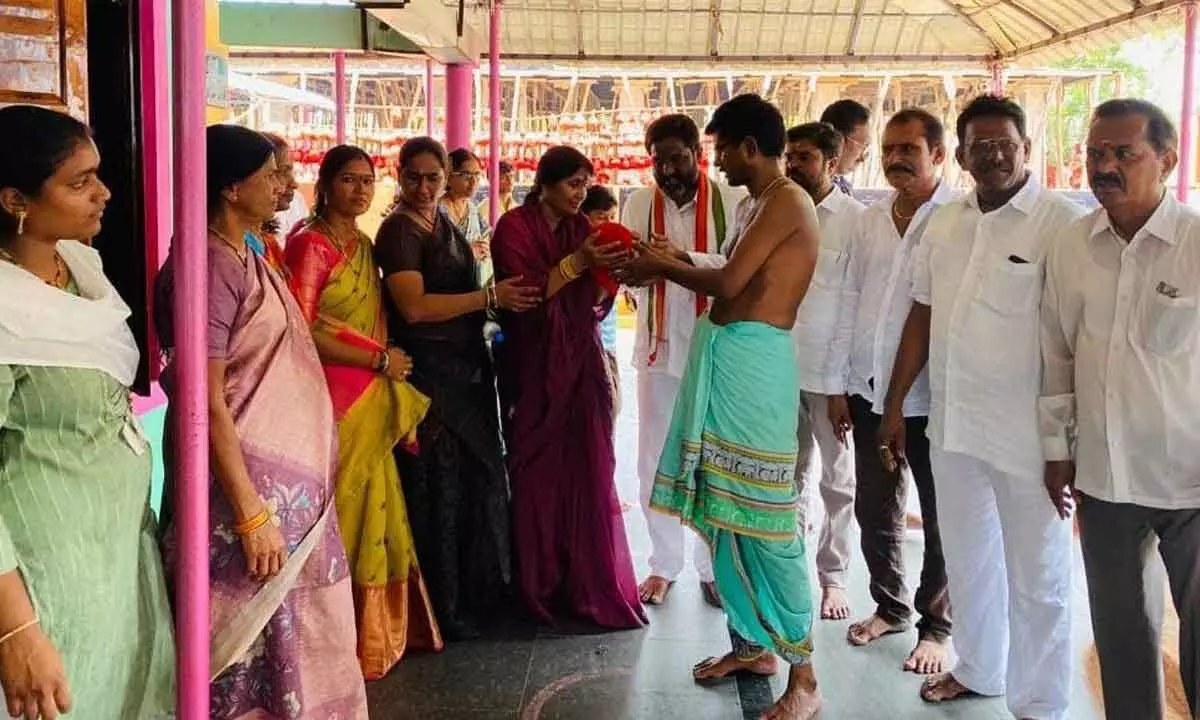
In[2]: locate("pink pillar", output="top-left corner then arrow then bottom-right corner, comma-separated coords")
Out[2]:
445,63 -> 474,151
139,0 -> 170,376
425,59 -> 437,138
334,51 -> 347,144
1179,2 -> 1197,203
488,2 -> 502,226
171,0 -> 211,714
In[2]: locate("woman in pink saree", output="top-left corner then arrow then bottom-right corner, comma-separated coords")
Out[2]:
491,146 -> 647,629
155,125 -> 367,718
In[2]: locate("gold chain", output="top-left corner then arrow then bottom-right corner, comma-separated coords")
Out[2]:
208,227 -> 247,262
0,246 -> 70,288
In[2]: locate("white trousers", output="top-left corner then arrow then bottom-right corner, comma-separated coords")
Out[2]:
931,448 -> 1073,720
637,371 -> 713,582
794,391 -> 856,588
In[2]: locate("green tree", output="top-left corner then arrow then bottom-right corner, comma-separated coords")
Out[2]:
1045,37 -> 1166,181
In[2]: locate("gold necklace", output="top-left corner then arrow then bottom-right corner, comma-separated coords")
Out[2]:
0,246 -> 70,288
891,199 -> 917,221
316,216 -> 359,257
208,227 -> 246,261
445,197 -> 469,223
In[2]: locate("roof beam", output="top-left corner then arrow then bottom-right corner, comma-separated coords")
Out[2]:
707,0 -> 722,57
499,52 -> 989,64
846,0 -> 867,54
571,0 -> 584,56
499,2 -> 946,16
1002,0 -> 1185,57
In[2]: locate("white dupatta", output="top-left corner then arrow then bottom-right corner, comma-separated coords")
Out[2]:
0,240 -> 139,386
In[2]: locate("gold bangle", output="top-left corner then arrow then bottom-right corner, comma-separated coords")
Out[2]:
558,253 -> 580,281
0,617 -> 39,647
234,508 -> 270,536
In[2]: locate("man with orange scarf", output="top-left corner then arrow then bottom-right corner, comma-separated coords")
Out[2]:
619,114 -> 746,607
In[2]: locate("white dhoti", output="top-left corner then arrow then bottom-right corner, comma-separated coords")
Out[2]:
931,448 -> 1072,720
637,370 -> 713,582
794,391 -> 856,589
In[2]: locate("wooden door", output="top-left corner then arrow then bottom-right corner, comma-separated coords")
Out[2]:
0,0 -> 87,117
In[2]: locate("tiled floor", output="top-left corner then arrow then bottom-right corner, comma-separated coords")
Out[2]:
366,330 -> 1108,719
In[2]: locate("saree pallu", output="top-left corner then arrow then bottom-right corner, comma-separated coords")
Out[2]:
650,316 -> 814,664
285,224 -> 441,679
158,247 -> 367,719
491,203 -> 645,630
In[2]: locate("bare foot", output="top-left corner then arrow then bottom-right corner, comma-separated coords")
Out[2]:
846,614 -> 908,646
760,663 -> 822,720
920,672 -> 978,703
820,586 -> 850,620
638,575 -> 674,605
903,637 -> 948,674
693,652 -> 778,683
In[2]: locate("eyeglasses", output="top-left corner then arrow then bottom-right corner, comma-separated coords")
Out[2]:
403,171 -> 445,185
966,138 -> 1022,158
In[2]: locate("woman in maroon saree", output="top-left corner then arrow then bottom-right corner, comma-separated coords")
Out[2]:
490,146 -> 647,629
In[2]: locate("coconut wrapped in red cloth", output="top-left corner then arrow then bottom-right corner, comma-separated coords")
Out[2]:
591,221 -> 634,296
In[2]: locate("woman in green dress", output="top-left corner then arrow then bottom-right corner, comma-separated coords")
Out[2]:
0,105 -> 175,719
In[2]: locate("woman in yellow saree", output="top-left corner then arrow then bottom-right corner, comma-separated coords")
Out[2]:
283,144 -> 442,680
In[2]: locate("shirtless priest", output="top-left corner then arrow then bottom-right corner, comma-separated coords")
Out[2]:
619,93 -> 823,720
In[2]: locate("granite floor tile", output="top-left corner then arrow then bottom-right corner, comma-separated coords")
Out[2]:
366,639 -> 535,717
521,635 -> 742,718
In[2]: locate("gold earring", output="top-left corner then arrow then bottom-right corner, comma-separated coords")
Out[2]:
16,211 -> 25,236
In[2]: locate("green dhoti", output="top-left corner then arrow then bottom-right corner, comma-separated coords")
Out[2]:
650,316 -> 813,664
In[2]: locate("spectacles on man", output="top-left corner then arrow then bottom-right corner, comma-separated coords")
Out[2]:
966,138 -> 1021,158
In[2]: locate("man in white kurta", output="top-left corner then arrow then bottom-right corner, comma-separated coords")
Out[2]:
784,122 -> 865,621
1042,99 -> 1200,720
878,96 -> 1084,717
620,113 -> 746,607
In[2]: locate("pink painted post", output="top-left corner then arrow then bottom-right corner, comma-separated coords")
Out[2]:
171,0 -> 211,715
1179,2 -> 1197,203
334,51 -> 347,144
425,58 -> 437,137
138,0 -> 170,380
989,61 -> 1006,95
488,1 -> 502,226
445,63 -> 474,152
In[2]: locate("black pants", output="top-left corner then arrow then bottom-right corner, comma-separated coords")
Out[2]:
849,394 -> 951,641
1078,493 -> 1200,719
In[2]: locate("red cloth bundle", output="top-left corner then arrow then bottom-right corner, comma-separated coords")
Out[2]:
591,221 -> 634,296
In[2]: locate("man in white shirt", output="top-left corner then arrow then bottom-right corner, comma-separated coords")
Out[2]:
820,100 -> 871,195
1041,98 -> 1200,720
619,114 -> 746,608
828,108 -> 956,674
880,95 -> 1084,716
784,122 -> 865,622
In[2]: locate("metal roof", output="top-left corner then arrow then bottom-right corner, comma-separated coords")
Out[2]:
487,0 -> 1188,67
